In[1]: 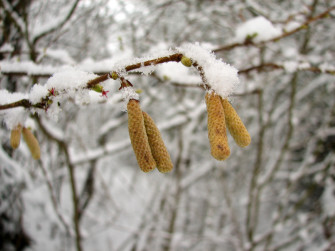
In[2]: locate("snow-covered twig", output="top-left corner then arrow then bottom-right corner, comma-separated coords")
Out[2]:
0,53 -> 183,111
214,6 -> 335,53
239,62 -> 335,75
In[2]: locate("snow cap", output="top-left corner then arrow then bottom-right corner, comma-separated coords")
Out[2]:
177,43 -> 239,98
235,16 -> 281,43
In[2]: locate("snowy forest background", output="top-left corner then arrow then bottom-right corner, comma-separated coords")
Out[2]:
1,0 -> 335,251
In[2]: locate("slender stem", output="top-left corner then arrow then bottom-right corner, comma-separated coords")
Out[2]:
214,5 -> 335,53
61,141 -> 83,251
36,117 -> 83,251
38,160 -> 72,236
0,53 -> 183,111
86,53 -> 183,88
163,127 -> 184,251
246,90 -> 264,244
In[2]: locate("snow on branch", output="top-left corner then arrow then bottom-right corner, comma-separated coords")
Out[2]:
0,44 -> 241,128
214,5 -> 335,52
239,62 -> 335,75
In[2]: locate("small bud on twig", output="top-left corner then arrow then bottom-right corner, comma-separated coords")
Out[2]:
181,56 -> 192,67
92,84 -> 104,93
110,72 -> 118,80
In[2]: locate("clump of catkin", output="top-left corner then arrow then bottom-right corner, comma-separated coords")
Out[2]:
221,98 -> 251,147
127,99 -> 156,172
22,127 -> 41,160
142,112 -> 173,173
205,92 -> 230,160
10,124 -> 22,149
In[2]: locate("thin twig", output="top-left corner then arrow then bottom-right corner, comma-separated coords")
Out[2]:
214,6 -> 335,53
38,160 -> 73,236
36,117 -> 83,251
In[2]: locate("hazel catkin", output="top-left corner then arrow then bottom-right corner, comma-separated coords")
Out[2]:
127,99 -> 156,172
22,127 -> 41,160
10,124 -> 22,149
221,98 -> 251,147
142,112 -> 173,173
205,92 -> 230,160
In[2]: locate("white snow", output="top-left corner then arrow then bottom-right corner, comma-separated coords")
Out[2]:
284,21 -> 302,32
298,62 -> 311,70
235,16 -> 282,43
44,68 -> 98,91
0,43 -> 14,53
283,61 -> 299,73
0,60 -> 59,75
121,87 -> 139,110
43,48 -> 76,65
27,68 -> 101,120
156,62 -> 201,85
177,43 -> 239,98
29,84 -> 49,104
320,63 -> 335,73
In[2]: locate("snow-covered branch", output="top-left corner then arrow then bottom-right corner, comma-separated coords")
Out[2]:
0,44 -> 240,117
214,5 -> 335,52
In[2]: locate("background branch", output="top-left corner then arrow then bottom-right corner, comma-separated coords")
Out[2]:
214,6 -> 335,53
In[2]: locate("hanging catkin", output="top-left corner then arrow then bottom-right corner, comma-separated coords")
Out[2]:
22,127 -> 41,160
221,98 -> 251,147
127,99 -> 156,172
142,112 -> 173,173
205,92 -> 230,160
10,124 -> 22,149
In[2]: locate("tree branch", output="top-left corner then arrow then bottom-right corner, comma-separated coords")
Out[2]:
32,0 -> 81,46
0,0 -> 26,36
0,53 -> 184,111
214,6 -> 335,53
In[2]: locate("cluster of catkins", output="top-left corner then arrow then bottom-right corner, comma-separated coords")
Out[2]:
6,54 -> 250,171
10,124 -> 41,160
127,99 -> 173,173
206,91 -> 251,161
126,90 -> 250,173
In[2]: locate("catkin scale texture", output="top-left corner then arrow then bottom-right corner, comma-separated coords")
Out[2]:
221,98 -> 251,147
142,112 -> 173,173
22,127 -> 40,160
10,124 -> 22,149
205,92 -> 230,160
127,100 -> 156,172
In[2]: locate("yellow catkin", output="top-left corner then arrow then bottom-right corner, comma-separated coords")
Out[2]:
127,99 -> 156,172
205,92 -> 230,160
22,127 -> 41,160
142,112 -> 173,173
10,124 -> 22,149
221,98 -> 251,147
